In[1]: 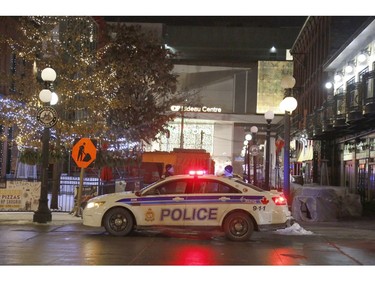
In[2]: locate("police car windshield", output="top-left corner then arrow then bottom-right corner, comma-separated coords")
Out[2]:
234,179 -> 265,192
139,177 -> 166,192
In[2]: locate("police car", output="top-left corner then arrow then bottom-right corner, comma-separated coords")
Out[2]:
82,171 -> 293,241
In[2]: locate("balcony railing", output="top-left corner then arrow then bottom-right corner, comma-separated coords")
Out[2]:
363,70 -> 375,116
346,81 -> 363,123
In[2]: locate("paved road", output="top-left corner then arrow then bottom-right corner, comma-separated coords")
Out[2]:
1,212 -> 375,267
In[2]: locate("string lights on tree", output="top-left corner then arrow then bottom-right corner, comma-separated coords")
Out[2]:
0,16 -> 191,209
0,16 -> 187,155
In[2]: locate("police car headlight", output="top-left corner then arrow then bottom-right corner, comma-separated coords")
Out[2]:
86,201 -> 105,209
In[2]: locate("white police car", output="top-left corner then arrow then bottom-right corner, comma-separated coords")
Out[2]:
82,171 -> 293,241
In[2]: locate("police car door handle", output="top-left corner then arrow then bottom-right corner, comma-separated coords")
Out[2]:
219,197 -> 230,201
173,197 -> 184,201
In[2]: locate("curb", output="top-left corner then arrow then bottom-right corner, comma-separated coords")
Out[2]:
0,212 -> 82,225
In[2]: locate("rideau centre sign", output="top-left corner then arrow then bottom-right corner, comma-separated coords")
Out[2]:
170,105 -> 222,113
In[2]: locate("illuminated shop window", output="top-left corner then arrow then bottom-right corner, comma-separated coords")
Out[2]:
154,119 -> 214,153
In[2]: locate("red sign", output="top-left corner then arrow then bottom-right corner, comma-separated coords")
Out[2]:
71,138 -> 97,168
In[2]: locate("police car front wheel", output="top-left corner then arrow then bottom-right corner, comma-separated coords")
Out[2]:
223,212 -> 254,241
103,207 -> 134,236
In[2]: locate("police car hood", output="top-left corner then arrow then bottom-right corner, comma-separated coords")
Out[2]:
91,191 -> 135,201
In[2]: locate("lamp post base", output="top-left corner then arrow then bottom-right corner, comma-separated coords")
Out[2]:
33,211 -> 52,223
33,204 -> 52,223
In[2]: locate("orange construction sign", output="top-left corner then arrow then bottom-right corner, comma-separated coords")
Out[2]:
71,138 -> 97,168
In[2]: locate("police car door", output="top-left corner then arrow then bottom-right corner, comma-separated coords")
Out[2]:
138,179 -> 189,226
184,179 -> 240,227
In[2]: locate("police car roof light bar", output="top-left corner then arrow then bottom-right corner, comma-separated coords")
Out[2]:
189,170 -> 205,176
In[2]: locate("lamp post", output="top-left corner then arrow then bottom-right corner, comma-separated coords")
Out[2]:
244,133 -> 252,182
33,67 -> 57,223
179,108 -> 185,149
250,126 -> 258,185
264,110 -> 274,190
280,76 -> 298,202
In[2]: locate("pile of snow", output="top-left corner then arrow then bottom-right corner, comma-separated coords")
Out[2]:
274,222 -> 314,235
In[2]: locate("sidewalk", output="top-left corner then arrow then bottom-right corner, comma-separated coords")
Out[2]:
0,211 -> 82,225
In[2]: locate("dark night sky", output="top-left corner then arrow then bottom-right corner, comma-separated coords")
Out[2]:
103,16 -> 307,28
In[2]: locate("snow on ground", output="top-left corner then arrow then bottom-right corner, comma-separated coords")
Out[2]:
274,222 -> 314,235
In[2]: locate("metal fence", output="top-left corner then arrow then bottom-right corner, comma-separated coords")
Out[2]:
52,175 -> 144,212
52,175 -> 100,212
1,175 -> 144,213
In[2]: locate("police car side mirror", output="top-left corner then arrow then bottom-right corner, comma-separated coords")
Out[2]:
135,191 -> 141,197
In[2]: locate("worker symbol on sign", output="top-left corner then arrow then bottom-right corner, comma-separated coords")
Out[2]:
77,142 -> 91,162
72,138 -> 97,168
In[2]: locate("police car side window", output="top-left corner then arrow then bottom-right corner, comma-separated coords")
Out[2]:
204,181 -> 218,193
175,181 -> 187,194
191,180 -> 216,193
194,180 -> 208,193
156,180 -> 187,195
143,181 -> 185,196
203,180 -> 240,194
217,183 -> 239,193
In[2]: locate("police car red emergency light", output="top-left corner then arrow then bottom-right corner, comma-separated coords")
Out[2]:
82,173 -> 293,241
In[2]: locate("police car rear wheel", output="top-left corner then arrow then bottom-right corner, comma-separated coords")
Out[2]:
223,212 -> 253,241
103,207 -> 134,236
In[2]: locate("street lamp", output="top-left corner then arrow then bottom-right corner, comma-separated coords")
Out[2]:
179,100 -> 187,149
250,126 -> 258,185
244,133 -> 252,182
33,67 -> 57,223
179,108 -> 185,149
264,110 -> 274,190
280,76 -> 298,203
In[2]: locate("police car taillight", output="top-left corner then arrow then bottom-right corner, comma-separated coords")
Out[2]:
272,195 -> 287,205
189,170 -> 205,176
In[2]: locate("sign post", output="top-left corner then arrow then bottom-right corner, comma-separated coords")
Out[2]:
71,138 -> 97,216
